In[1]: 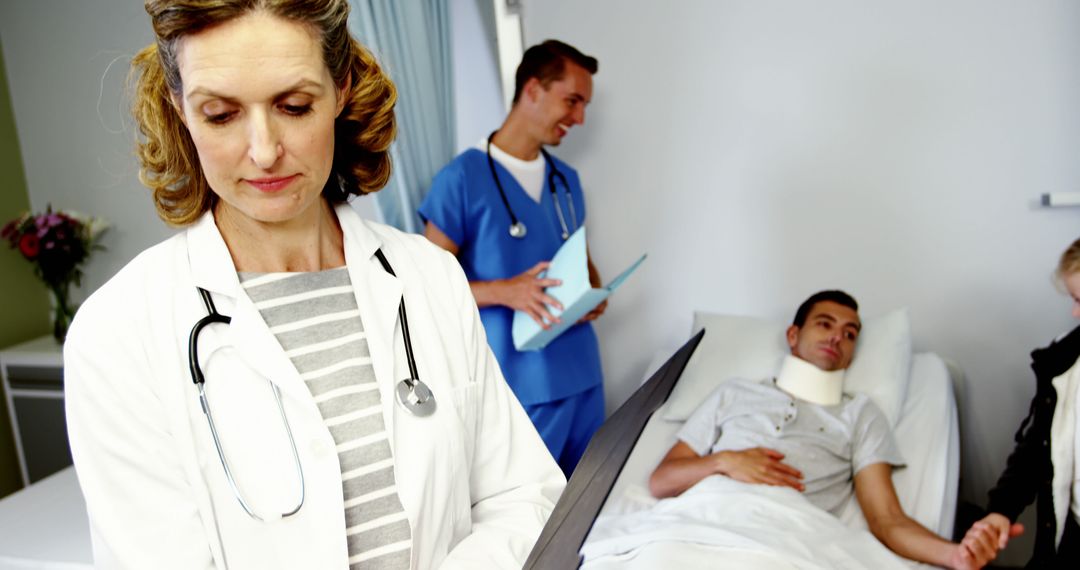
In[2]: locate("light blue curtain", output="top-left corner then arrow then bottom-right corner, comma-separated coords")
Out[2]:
349,0 -> 455,233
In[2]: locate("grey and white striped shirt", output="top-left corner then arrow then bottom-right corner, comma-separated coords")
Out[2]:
241,268 -> 412,569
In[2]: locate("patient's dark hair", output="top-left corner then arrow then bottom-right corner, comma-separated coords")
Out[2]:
512,39 -> 598,104
792,290 -> 858,327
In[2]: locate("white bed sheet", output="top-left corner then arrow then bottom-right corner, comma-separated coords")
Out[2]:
0,467 -> 91,570
586,352 -> 960,567
583,476 -> 914,570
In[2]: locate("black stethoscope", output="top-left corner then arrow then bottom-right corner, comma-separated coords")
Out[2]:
486,131 -> 578,240
186,248 -> 436,521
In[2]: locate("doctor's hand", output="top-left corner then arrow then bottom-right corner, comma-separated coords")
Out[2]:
498,261 -> 563,328
715,447 -> 804,491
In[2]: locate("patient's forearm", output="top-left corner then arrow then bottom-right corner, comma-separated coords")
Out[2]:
855,464 -> 993,569
869,515 -> 957,567
648,454 -> 721,498
651,445 -> 805,498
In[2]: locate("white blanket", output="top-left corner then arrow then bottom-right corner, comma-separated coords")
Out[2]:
580,476 -> 909,570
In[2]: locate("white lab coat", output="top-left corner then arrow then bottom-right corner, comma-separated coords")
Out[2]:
1050,358 -> 1078,547
64,203 -> 565,569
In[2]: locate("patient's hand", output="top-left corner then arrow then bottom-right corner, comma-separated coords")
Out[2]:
948,514 -> 1022,569
716,447 -> 804,491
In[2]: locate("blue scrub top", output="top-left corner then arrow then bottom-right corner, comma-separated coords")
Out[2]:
419,149 -> 603,405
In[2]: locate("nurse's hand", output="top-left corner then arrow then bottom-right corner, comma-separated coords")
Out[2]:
578,299 -> 607,323
498,261 -> 563,328
579,253 -> 605,323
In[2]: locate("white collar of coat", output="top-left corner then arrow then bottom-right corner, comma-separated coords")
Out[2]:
1050,358 -> 1079,547
185,201 -> 385,296
775,354 -> 845,406
182,201 -> 402,411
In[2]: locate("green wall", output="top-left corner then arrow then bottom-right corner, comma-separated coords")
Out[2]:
0,40 -> 50,497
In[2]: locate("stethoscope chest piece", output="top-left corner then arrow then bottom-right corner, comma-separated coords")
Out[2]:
396,378 -> 436,417
508,221 -> 527,239
488,131 -> 577,242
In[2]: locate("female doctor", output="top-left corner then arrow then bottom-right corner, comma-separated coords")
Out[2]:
63,1 -> 564,569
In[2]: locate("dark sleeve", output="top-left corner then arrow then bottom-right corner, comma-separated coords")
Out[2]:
985,390 -> 1052,521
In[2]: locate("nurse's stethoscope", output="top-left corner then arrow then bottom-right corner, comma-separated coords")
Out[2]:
186,249 -> 436,521
486,131 -> 578,240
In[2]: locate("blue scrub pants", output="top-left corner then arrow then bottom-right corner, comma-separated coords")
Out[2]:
524,384 -> 604,477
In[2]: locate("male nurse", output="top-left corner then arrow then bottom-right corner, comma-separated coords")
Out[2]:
419,40 -> 603,476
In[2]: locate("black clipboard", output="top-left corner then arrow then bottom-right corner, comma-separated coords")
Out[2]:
523,330 -> 706,569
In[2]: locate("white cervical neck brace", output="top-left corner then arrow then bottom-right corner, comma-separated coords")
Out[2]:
775,354 -> 845,406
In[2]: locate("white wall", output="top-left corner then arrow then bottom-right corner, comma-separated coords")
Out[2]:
523,0 -> 1080,561
450,0 -> 505,152
0,0 -> 166,300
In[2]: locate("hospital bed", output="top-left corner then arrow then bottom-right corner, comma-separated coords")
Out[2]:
527,309 -> 961,568
0,310 -> 959,569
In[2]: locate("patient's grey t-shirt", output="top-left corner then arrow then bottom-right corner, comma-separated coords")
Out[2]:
676,378 -> 904,515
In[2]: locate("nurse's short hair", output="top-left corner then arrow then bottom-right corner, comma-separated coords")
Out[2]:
792,290 -> 859,328
511,40 -> 598,105
1058,237 -> 1080,282
132,0 -> 397,226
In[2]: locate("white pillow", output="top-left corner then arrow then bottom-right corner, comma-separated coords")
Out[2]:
663,309 -> 912,426
843,309 -> 913,425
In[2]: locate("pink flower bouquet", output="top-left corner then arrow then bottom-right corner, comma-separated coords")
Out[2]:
2,207 -> 108,341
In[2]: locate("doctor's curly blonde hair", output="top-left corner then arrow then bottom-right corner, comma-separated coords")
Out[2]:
131,0 -> 396,226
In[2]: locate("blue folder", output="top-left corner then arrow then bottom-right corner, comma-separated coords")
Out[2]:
511,228 -> 646,351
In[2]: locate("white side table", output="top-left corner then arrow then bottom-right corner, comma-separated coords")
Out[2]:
0,335 -> 68,487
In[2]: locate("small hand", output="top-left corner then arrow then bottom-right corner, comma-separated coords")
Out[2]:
498,261 -> 563,328
949,514 -> 1022,569
578,299 -> 608,323
715,447 -> 804,491
976,513 -> 1024,550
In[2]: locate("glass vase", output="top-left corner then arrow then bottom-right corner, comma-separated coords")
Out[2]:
49,281 -> 76,343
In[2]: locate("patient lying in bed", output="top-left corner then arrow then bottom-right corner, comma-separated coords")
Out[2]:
642,291 -> 1010,569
